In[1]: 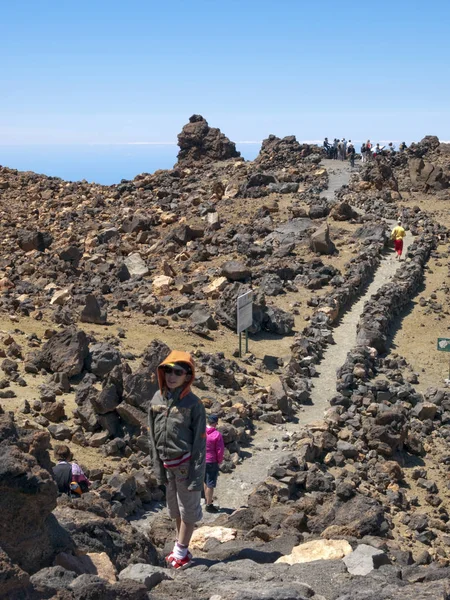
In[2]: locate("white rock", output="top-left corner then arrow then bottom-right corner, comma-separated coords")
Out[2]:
190,526 -> 237,551
275,539 -> 353,565
203,277 -> 228,298
343,544 -> 390,576
124,253 -> 149,277
50,288 -> 71,306
152,275 -> 173,292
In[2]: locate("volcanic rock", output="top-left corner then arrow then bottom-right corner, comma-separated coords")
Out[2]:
177,115 -> 240,165
31,328 -> 89,377
310,224 -> 334,254
80,294 -> 107,325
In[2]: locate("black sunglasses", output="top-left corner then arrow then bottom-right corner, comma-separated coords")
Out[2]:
163,366 -> 189,377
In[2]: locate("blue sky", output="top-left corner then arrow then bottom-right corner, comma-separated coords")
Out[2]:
2,0 -> 450,145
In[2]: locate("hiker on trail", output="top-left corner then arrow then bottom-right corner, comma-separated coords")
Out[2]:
333,138 -> 339,159
204,413 -> 225,513
52,444 -> 90,496
366,140 -> 372,161
360,142 -> 367,163
391,219 -> 406,260
323,137 -> 332,158
388,142 -> 396,155
148,351 -> 206,570
399,141 -> 407,153
348,143 -> 356,168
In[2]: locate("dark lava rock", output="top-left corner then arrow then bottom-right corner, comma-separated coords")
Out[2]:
31,328 -> 89,377
80,294 -> 107,325
177,115 -> 240,165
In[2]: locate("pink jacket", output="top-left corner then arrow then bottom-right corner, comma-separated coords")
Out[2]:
206,426 -> 225,464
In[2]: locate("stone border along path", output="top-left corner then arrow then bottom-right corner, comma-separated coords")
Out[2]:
134,160 -> 413,523
214,160 -> 413,511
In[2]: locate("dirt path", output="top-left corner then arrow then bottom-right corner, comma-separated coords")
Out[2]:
214,161 -> 355,510
214,162 -> 413,510
306,227 -> 412,424
136,161 -> 413,519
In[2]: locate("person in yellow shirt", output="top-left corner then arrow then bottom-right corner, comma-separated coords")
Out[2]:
391,219 -> 406,260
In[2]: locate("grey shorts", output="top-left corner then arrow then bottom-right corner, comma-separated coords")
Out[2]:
165,463 -> 202,524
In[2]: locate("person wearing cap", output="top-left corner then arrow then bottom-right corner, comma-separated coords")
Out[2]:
390,219 -> 406,260
204,414 -> 225,513
148,351 -> 206,570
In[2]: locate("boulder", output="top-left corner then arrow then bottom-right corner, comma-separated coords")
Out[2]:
343,544 -> 390,575
190,306 -> 218,330
50,288 -> 71,306
221,261 -> 251,282
264,306 -> 294,335
87,343 -> 121,378
276,539 -> 352,565
59,245 -> 83,267
0,546 -> 31,599
203,277 -> 228,298
124,253 -> 149,278
31,328 -> 89,377
30,565 -> 77,594
80,294 -> 107,325
176,114 -> 240,165
18,230 -> 52,252
119,563 -> 172,591
190,526 -> 237,551
331,201 -> 358,221
0,414 -> 73,573
310,224 -> 334,254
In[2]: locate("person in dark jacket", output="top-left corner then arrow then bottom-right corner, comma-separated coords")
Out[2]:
52,444 -> 90,496
148,350 -> 206,570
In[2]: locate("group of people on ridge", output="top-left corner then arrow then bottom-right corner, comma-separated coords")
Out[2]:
53,350 -> 225,571
323,138 -> 408,165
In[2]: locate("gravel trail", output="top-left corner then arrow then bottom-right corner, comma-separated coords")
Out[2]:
215,160 -> 412,509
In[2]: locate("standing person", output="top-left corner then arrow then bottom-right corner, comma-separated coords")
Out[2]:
148,351 -> 206,570
360,142 -> 366,163
399,141 -> 407,153
390,219 -> 406,260
388,142 -> 396,155
348,143 -> 355,168
52,444 -> 90,496
332,138 -> 339,159
204,414 -> 225,513
366,139 -> 372,161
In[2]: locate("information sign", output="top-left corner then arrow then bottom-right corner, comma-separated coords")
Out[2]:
237,291 -> 253,334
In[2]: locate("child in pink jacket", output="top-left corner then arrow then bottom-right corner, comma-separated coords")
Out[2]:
204,414 -> 225,513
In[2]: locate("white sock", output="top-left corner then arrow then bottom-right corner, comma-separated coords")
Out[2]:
172,542 -> 188,560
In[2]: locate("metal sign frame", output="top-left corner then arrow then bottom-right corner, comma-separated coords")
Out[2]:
437,338 -> 450,380
237,291 -> 253,357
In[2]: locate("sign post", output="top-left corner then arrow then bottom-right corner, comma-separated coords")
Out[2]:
237,291 -> 253,358
437,338 -> 450,380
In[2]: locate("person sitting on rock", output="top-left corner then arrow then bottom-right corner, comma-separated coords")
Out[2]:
52,444 -> 90,496
204,413 -> 225,513
148,351 -> 206,570
390,219 -> 406,260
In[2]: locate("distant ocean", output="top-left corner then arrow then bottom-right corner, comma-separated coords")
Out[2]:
0,143 -> 262,186
0,139 -> 425,186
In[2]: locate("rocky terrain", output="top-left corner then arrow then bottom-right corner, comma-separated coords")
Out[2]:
0,117 -> 450,599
